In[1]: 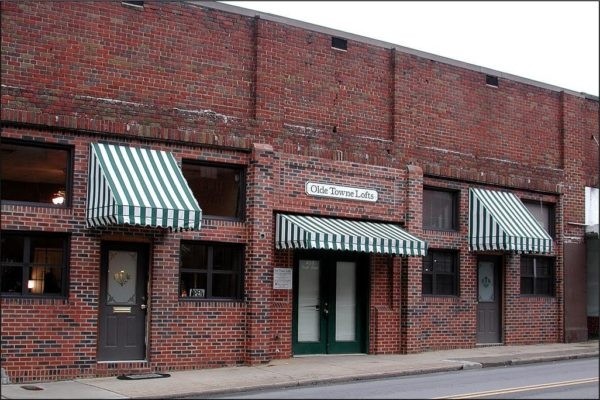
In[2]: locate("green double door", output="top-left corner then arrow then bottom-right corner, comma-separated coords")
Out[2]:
293,252 -> 368,355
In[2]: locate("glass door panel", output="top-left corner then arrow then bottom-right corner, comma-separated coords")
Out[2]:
298,260 -> 320,342
335,261 -> 356,341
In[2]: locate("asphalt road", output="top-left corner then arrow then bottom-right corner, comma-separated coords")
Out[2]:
203,357 -> 599,399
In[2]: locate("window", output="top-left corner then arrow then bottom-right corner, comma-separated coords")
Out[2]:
423,188 -> 458,231
331,37 -> 348,51
182,162 -> 245,220
1,232 -> 69,297
523,200 -> 555,237
1,140 -> 71,206
179,242 -> 244,300
486,74 -> 499,87
422,250 -> 459,296
521,256 -> 554,296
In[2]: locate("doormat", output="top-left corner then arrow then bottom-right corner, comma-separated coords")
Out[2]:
117,372 -> 171,380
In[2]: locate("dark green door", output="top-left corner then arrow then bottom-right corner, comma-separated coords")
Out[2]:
293,252 -> 368,355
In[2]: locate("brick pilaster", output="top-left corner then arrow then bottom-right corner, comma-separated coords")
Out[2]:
245,143 -> 275,364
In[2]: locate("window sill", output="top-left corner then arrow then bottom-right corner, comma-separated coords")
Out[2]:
519,294 -> 555,299
178,298 -> 245,307
0,296 -> 69,305
422,294 -> 460,302
423,228 -> 460,234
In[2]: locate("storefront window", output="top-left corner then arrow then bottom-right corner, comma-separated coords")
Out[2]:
523,200 -> 555,238
1,140 -> 71,206
182,162 -> 245,220
521,256 -> 554,296
179,242 -> 243,300
422,249 -> 459,296
423,188 -> 458,231
0,232 -> 69,297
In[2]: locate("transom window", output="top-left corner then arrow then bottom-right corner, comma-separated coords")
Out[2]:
182,162 -> 245,220
1,140 -> 71,206
1,232 -> 69,297
523,200 -> 555,238
422,249 -> 459,296
423,188 -> 458,231
521,256 -> 554,296
179,242 -> 244,300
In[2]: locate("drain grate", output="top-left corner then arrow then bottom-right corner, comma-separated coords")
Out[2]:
117,372 -> 170,380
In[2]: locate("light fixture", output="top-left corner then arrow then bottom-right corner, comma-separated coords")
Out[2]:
52,190 -> 65,205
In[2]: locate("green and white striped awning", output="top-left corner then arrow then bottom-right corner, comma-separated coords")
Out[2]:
469,188 -> 552,254
86,143 -> 202,230
275,214 -> 427,256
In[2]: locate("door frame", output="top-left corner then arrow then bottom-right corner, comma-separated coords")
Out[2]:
476,255 -> 503,344
292,250 -> 369,355
98,241 -> 150,361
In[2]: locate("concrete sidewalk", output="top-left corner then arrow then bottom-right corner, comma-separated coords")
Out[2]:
1,340 -> 598,399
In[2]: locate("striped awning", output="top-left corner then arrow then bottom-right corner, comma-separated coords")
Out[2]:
275,214 -> 427,256
86,143 -> 202,230
469,188 -> 552,254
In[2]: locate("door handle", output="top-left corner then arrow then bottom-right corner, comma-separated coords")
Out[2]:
322,302 -> 329,316
140,304 -> 147,310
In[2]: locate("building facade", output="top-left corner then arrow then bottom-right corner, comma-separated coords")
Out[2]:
1,1 -> 598,383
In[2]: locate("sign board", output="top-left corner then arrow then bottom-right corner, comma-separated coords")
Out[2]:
305,182 -> 378,202
273,268 -> 293,290
189,288 -> 205,298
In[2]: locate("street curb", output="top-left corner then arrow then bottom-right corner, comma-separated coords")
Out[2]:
149,366 -> 466,399
155,352 -> 599,399
484,351 -> 600,368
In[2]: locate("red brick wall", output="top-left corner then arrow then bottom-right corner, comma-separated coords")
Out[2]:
504,255 -> 560,343
369,255 -> 401,354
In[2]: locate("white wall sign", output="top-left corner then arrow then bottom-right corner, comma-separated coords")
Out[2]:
305,182 -> 378,202
273,268 -> 293,290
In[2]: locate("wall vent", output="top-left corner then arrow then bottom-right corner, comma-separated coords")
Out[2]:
486,74 -> 499,87
331,37 -> 347,51
122,1 -> 144,9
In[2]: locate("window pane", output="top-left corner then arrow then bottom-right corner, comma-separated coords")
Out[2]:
28,266 -> 62,295
521,277 -> 534,294
42,267 -> 62,294
523,201 -> 554,236
423,189 -> 456,230
1,266 -> 22,293
436,274 -> 455,295
180,242 -> 208,269
31,237 -> 65,266
213,273 -> 238,298
1,142 -> 69,204
183,163 -> 243,218
422,274 -> 433,295
1,236 -> 24,263
521,257 -> 534,277
180,272 -> 207,298
536,259 -> 552,277
536,278 -> 552,296
423,254 -> 433,273
434,254 -> 453,274
213,245 -> 240,272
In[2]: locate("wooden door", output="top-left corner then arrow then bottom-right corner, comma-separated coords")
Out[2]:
98,242 -> 148,361
477,256 -> 502,343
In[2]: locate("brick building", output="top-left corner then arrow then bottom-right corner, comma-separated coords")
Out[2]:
1,1 -> 598,383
